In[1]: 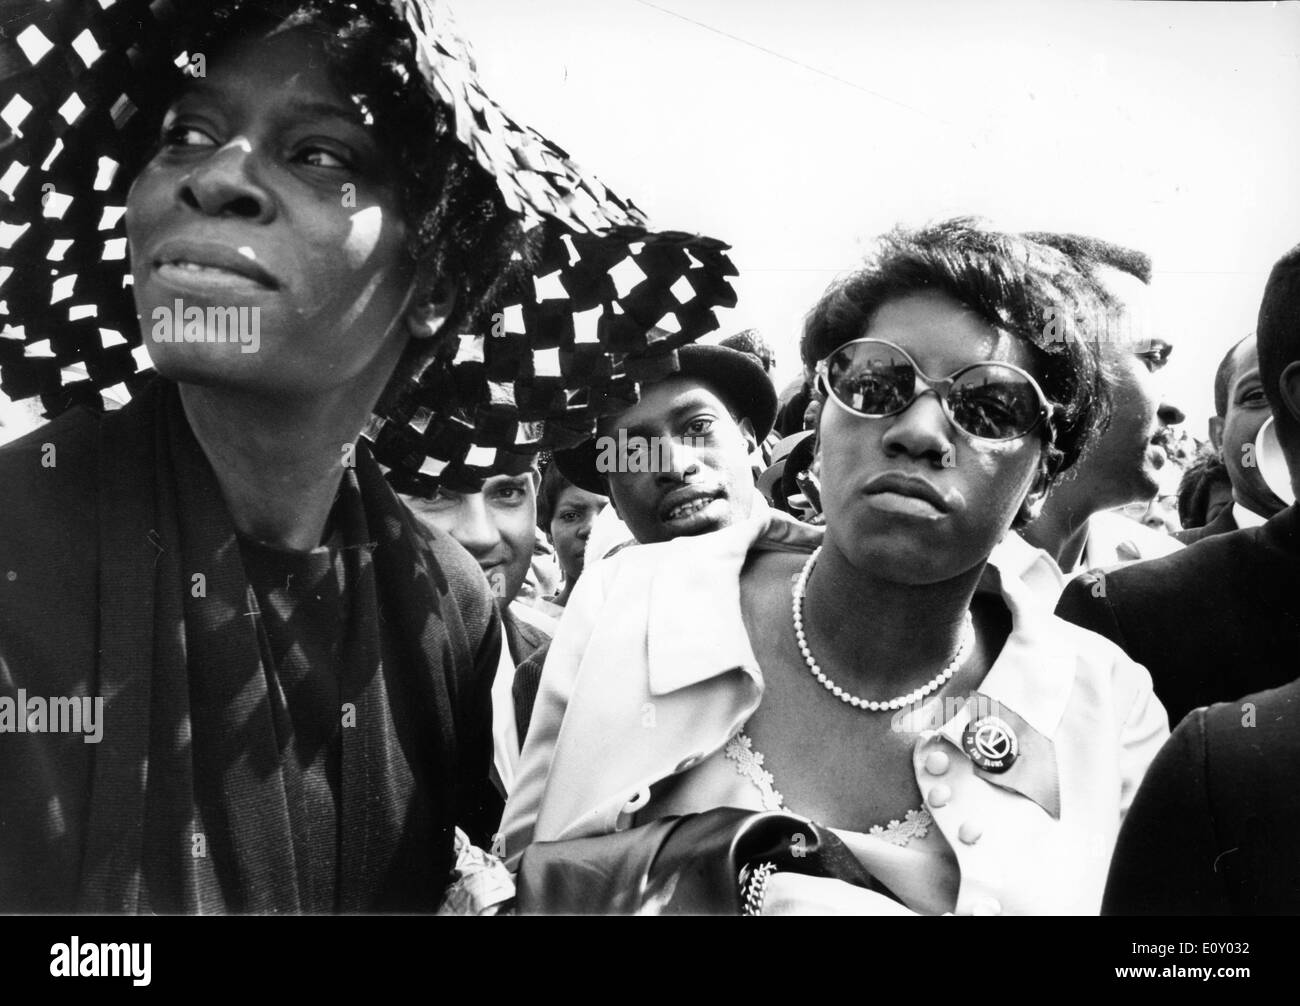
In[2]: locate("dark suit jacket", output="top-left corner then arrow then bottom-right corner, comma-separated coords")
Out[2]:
1056,505 -> 1300,727
1103,677 -> 1300,914
512,639 -> 551,745
1172,503 -> 1237,546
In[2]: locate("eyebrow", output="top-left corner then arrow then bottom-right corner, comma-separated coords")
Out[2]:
175,85 -> 368,129
619,398 -> 728,440
281,98 -> 369,128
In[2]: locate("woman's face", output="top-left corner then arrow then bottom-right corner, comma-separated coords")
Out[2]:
816,291 -> 1046,584
126,26 -> 417,397
549,484 -> 608,584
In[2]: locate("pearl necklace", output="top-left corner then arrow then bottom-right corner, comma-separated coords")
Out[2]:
792,546 -> 974,712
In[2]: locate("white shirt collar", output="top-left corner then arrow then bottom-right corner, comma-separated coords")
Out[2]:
488,604 -> 529,796
1233,501 -> 1268,529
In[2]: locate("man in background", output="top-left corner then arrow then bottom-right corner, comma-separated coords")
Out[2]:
1057,242 -> 1300,727
996,233 -> 1185,602
400,460 -> 550,796
1175,332 -> 1286,543
513,344 -> 779,741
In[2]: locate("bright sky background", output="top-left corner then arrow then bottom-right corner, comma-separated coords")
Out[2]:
455,0 -> 1300,441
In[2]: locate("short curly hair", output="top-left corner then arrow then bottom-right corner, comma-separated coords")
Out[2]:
1176,446 -> 1230,530
535,459 -> 571,531
800,219 -> 1111,493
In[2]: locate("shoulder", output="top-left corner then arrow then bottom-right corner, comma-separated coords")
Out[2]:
0,406 -> 101,491
1075,522 -> 1264,603
1199,677 -> 1300,760
586,518 -> 757,586
408,517 -> 496,641
1003,579 -> 1162,732
504,601 -> 553,661
1041,608 -> 1156,700
0,406 -> 104,567
1173,506 -> 1238,545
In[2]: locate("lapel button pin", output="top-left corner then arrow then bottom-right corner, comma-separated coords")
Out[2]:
962,715 -> 1018,773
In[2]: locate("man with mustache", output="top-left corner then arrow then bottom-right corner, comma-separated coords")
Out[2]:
1098,243 -> 1300,914
1058,242 -> 1300,728
995,234 -> 1186,602
1174,332 -> 1287,543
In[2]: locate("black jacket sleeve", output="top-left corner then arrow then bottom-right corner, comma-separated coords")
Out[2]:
1056,572 -> 1128,649
1102,710 -> 1232,915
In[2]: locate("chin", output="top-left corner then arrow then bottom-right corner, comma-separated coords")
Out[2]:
146,347 -> 254,387
831,518 -> 991,585
836,535 -> 952,584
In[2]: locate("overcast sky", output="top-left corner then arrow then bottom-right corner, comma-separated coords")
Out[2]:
455,0 -> 1300,439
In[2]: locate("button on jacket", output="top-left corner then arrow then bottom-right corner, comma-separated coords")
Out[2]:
499,506 -> 1170,914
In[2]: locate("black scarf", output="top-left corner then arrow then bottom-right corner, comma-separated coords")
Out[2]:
77,379 -> 481,913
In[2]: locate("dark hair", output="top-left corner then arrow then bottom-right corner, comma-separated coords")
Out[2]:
1256,243 -> 1300,432
1213,333 -> 1255,419
1022,232 -> 1152,287
720,329 -> 774,371
1176,447 -> 1230,529
800,219 -> 1111,492
536,460 -> 573,530
161,2 -> 535,356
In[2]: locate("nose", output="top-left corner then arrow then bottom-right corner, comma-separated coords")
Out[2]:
576,517 -> 593,542
179,138 -> 275,222
450,496 -> 501,558
1157,400 -> 1185,427
879,391 -> 956,466
655,436 -> 703,485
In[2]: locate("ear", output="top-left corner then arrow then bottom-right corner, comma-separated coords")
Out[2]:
1207,415 -> 1224,454
737,416 -> 758,455
1281,361 -> 1300,424
1015,459 -> 1051,526
404,281 -> 458,342
1016,491 -> 1047,528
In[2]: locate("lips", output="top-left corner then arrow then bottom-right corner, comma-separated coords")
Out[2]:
659,487 -> 722,522
150,239 -> 279,289
861,471 -> 955,513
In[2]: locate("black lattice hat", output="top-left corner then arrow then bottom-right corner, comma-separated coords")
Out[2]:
0,0 -> 738,489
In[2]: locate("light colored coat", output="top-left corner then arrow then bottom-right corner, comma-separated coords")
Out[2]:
499,506 -> 1170,915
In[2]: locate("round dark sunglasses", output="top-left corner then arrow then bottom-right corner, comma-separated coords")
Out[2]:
816,338 -> 1052,442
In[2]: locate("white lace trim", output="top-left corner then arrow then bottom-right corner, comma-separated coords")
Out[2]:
724,732 -> 784,810
723,731 -> 932,848
867,807 -> 932,845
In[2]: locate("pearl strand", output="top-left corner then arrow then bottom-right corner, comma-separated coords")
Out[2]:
791,545 -> 974,712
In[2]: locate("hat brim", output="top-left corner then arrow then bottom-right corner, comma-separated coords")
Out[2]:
0,0 -> 737,492
553,343 -> 777,496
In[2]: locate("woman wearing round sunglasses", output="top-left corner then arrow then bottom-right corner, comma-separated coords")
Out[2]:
500,220 -> 1169,915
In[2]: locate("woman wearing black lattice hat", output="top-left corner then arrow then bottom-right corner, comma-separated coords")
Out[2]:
0,0 -> 735,914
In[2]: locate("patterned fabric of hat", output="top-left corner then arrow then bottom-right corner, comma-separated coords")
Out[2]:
0,0 -> 738,492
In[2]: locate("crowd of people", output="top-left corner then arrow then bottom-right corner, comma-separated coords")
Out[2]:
0,0 -> 1296,916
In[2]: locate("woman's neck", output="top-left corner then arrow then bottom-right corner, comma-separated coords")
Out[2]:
180,382 -> 380,551
799,539 -> 984,695
1020,490 -> 1092,572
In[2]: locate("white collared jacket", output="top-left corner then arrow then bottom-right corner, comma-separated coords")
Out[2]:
499,504 -> 1170,915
